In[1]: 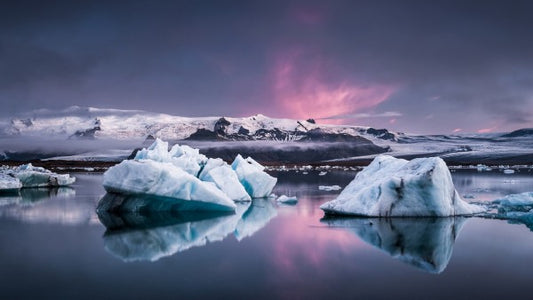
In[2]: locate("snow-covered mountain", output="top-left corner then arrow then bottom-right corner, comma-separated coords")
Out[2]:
0,106 -> 399,143
1,106 -> 532,165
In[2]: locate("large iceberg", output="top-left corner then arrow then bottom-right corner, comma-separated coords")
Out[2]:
322,217 -> 466,273
320,155 -> 485,217
101,139 -> 276,212
231,155 -> 277,198
103,160 -> 236,212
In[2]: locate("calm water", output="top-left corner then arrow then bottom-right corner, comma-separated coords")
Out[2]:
1,170 -> 533,299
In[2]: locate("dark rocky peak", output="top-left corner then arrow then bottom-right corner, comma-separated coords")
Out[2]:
214,117 -> 231,135
306,118 -> 316,124
366,128 -> 396,141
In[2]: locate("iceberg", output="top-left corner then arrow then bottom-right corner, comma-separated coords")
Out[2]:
102,160 -> 236,212
321,155 -> 485,217
231,155 -> 277,198
134,139 -> 207,176
276,195 -> 298,204
322,217 -> 466,273
1,164 -> 75,188
486,192 -> 533,231
102,139 -> 277,212
0,172 -> 22,192
199,158 -> 251,201
318,185 -> 342,191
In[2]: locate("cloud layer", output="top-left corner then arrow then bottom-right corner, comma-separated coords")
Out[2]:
1,0 -> 532,133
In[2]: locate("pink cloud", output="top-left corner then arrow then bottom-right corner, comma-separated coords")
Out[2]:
271,51 -> 396,124
477,126 -> 498,133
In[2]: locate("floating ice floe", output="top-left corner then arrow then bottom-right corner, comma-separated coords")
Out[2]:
503,169 -> 515,174
101,139 -> 276,212
318,171 -> 328,176
318,185 -> 342,191
0,164 -> 75,191
276,195 -> 298,204
320,155 -> 485,217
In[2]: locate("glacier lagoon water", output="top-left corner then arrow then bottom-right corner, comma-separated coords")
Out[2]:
1,170 -> 533,299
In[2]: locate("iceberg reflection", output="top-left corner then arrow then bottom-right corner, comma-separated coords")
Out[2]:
321,217 -> 466,273
97,194 -> 277,262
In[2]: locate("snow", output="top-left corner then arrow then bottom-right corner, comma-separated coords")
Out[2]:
276,195 -> 298,204
103,160 -> 236,212
322,217 -> 466,273
231,155 -> 277,198
3,164 -> 76,188
320,155 -> 485,217
318,185 -> 342,191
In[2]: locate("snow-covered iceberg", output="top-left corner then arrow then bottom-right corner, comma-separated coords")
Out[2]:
101,139 -> 276,212
322,217 -> 466,273
231,155 -> 277,198
102,160 -> 236,212
276,195 -> 298,204
321,155 -> 485,217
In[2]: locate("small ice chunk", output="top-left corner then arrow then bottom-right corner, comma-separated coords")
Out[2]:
103,160 -> 236,212
318,171 -> 327,176
503,169 -> 515,174
319,185 -> 342,191
231,155 -> 277,198
320,155 -> 485,217
276,195 -> 298,204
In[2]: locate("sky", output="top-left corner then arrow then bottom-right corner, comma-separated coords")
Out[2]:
1,0 -> 533,134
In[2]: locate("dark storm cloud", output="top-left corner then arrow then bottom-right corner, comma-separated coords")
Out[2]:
1,0 -> 532,133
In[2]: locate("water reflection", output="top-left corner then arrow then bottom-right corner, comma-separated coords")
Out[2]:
0,187 -> 97,225
321,217 -> 467,273
97,194 -> 277,262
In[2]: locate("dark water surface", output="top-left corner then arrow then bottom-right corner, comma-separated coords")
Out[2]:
1,170 -> 533,299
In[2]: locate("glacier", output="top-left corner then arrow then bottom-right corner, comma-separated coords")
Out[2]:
320,155 -> 485,217
0,172 -> 22,192
100,139 -> 276,212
